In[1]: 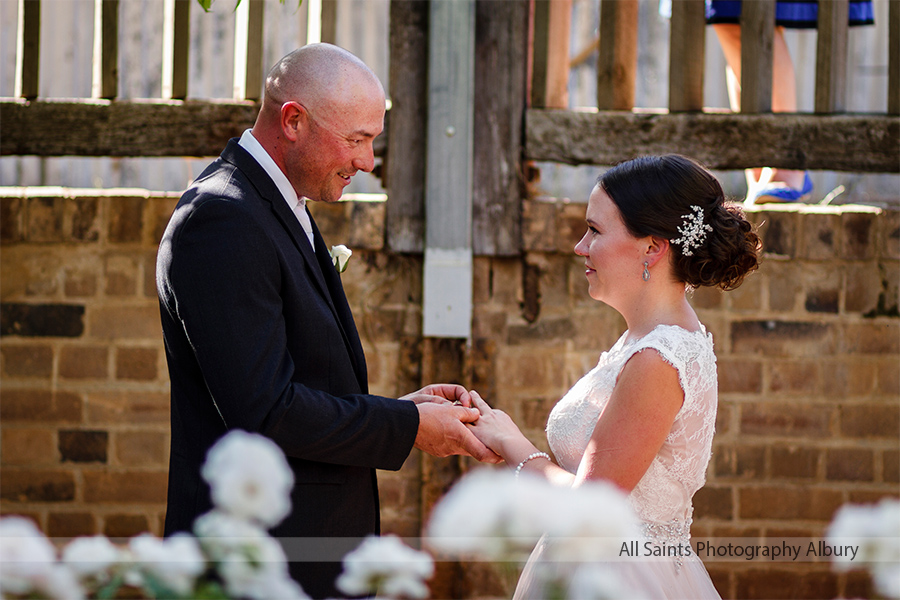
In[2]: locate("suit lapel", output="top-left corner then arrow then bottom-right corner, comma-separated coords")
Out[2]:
219,141 -> 368,393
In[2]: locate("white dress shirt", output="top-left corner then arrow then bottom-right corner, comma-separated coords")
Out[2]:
238,129 -> 315,249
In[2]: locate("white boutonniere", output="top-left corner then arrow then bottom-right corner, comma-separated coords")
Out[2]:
329,244 -> 352,273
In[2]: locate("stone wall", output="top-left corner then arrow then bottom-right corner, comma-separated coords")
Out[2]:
1,188 -> 897,599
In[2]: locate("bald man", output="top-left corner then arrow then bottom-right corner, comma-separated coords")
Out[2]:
156,44 -> 495,598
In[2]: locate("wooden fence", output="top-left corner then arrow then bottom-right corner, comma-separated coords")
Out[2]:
2,0 -> 899,258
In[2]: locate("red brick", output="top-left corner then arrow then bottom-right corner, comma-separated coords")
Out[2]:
47,512 -> 97,538
799,212 -> 839,260
0,469 -> 76,502
845,263 -> 882,314
717,359 -> 762,394
739,486 -> 842,520
884,449 -> 899,483
729,273 -> 763,311
85,391 -> 169,425
557,202 -> 587,252
771,446 -> 819,479
59,430 -> 108,463
826,448 -> 874,481
64,269 -> 98,297
840,404 -> 899,438
0,390 -> 83,423
26,197 -> 64,242
688,285 -> 724,309
844,569 -> 876,600
143,251 -> 158,299
104,514 -> 150,538
731,320 -> 837,357
740,403 -> 833,438
108,197 -> 145,244
759,211 -> 798,257
842,212 -> 877,260
735,566 -> 838,600
1,344 -> 53,377
693,485 -> 732,520
1,428 -> 55,465
150,197 -> 178,245
115,347 -> 158,381
766,262 -> 802,312
1,197 -> 24,243
769,360 -> 820,394
67,197 -> 100,242
83,471 -> 168,503
88,305 -> 162,340
114,431 -> 167,467
877,359 -> 900,395
58,345 -> 108,379
713,445 -> 765,479
842,323 -> 900,354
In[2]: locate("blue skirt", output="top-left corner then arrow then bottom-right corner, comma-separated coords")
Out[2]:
707,0 -> 875,28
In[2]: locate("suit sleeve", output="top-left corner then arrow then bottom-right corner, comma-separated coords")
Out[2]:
161,193 -> 419,470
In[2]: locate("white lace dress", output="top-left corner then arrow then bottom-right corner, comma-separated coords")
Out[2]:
513,324 -> 722,600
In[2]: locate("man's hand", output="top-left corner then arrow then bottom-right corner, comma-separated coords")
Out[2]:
414,402 -> 502,463
401,383 -> 472,407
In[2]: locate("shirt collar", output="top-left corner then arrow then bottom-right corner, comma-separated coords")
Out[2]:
238,129 -> 305,212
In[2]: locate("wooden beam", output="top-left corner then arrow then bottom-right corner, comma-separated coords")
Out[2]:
530,0 -> 571,109
423,0 -> 475,338
815,0 -> 848,113
234,0 -> 264,101
320,0 -> 337,44
740,0 -> 774,114
92,0 -> 119,99
890,0 -> 900,115
668,0 -> 705,112
0,99 -> 388,158
162,0 -> 191,100
386,0 -> 428,253
525,109 -> 900,172
597,0 -> 638,110
473,0 -> 528,256
15,0 -> 40,99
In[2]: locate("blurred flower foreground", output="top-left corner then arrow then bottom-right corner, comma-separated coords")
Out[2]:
1,430 -> 896,599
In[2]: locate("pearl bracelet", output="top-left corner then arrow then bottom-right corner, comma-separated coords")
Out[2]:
514,452 -> 550,479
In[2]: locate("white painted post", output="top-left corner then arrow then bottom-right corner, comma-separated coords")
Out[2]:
422,0 -> 475,339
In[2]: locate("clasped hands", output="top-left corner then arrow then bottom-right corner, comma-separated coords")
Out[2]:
404,384 -> 513,465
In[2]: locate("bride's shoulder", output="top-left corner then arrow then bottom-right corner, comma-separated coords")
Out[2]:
635,323 -> 715,363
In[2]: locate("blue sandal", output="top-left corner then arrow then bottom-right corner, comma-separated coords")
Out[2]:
751,172 -> 813,203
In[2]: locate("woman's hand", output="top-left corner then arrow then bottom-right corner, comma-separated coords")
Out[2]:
466,391 -> 527,458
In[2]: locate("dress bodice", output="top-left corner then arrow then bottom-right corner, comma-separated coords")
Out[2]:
546,324 -> 717,541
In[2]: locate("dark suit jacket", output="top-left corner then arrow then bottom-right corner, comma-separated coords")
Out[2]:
157,139 -> 420,599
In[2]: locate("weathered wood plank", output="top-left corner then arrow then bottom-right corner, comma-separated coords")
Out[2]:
15,0 -> 40,99
815,0 -> 848,113
162,0 -> 191,100
234,0 -> 264,101
597,0 -> 638,110
386,0 -> 428,253
0,99 -> 388,158
92,0 -> 119,99
525,109 -> 900,172
472,0 -> 528,256
320,0 -> 338,45
740,0 -> 774,114
530,0 -> 571,109
890,0 -> 900,115
668,0 -> 705,112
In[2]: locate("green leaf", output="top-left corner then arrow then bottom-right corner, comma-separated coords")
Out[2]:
197,0 -> 213,11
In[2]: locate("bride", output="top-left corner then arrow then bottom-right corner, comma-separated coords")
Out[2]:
467,155 -> 760,599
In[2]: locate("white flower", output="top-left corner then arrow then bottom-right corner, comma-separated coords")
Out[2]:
62,535 -> 123,582
127,532 -> 205,596
201,430 -> 294,527
193,510 -> 290,599
427,469 -> 638,563
827,498 -> 900,599
0,516 -> 60,596
330,244 -> 352,273
253,574 -> 310,600
337,535 -> 434,599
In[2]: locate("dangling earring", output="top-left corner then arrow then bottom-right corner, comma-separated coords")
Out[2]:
642,261 -> 650,282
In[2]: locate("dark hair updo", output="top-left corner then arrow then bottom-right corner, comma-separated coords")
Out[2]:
599,154 -> 761,291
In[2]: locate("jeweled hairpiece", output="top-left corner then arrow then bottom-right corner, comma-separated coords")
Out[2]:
671,205 -> 712,257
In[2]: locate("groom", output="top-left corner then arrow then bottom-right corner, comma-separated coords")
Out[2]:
156,44 -> 496,599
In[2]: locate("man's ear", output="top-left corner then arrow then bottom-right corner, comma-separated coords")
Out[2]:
281,101 -> 305,142
645,236 -> 670,268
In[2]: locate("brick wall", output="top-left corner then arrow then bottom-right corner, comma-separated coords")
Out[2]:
1,188 -> 897,599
